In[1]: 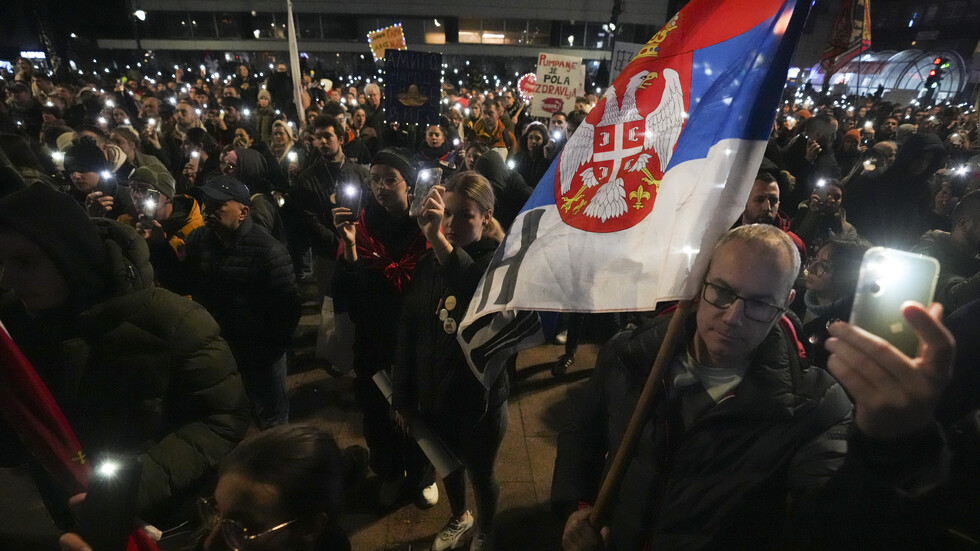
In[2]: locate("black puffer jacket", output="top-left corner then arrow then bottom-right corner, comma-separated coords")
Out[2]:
292,156 -> 371,256
552,312 -> 853,549
845,133 -> 947,248
0,219 -> 250,527
182,216 -> 300,368
392,237 -> 506,422
912,230 -> 980,312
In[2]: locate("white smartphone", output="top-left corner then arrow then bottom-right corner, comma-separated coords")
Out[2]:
849,247 -> 940,357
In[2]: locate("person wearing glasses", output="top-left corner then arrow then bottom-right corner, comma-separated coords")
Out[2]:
798,237 -> 871,368
332,148 -> 438,510
554,224 -> 955,549
60,425 -> 350,551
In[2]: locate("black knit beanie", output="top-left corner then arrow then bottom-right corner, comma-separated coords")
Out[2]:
63,138 -> 107,174
372,147 -> 417,187
0,184 -> 107,311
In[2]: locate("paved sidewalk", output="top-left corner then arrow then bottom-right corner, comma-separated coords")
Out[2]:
0,295 -> 604,551
289,309 -> 600,551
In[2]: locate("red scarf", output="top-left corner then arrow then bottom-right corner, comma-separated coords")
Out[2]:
352,209 -> 428,294
0,324 -> 160,551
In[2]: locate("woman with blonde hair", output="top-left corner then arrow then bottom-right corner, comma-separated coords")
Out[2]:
392,171 -> 507,551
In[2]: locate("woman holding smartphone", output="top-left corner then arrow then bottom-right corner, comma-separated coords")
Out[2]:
331,148 -> 437,509
392,172 -> 507,551
799,236 -> 871,368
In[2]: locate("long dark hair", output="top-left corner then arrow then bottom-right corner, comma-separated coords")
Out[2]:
219,424 -> 345,519
820,236 -> 872,299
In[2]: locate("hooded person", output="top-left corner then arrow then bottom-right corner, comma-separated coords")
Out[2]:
234,122 -> 284,192
473,150 -> 533,231
0,184 -> 250,538
845,133 -> 948,248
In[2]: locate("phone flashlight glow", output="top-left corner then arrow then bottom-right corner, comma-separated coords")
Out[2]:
97,460 -> 120,479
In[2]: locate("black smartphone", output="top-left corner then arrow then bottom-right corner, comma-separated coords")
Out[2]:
336,183 -> 363,222
77,454 -> 143,551
97,177 -> 118,198
813,179 -> 828,201
139,189 -> 161,220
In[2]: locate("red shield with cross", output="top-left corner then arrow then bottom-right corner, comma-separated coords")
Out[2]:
554,57 -> 691,233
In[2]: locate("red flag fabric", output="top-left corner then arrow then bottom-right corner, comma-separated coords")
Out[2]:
0,323 -> 160,551
0,323 -> 89,495
820,0 -> 872,76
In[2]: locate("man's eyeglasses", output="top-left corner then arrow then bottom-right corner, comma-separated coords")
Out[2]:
805,258 -> 834,278
701,281 -> 786,323
369,176 -> 404,189
197,497 -> 297,550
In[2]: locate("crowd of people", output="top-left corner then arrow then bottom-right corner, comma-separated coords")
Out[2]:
0,53 -> 979,551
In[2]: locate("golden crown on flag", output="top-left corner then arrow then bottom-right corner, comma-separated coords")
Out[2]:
635,14 -> 680,60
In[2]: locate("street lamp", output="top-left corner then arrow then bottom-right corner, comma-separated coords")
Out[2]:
134,10 -> 146,21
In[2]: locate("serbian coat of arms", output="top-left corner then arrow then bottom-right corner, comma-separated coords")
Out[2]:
555,23 -> 690,233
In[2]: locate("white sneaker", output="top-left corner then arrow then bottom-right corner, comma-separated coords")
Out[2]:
469,532 -> 491,551
431,510 -> 474,551
417,481 -> 439,509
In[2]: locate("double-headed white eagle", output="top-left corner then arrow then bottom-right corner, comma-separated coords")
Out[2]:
558,68 -> 685,222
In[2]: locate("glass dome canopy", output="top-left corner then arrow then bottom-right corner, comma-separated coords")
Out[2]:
809,49 -> 966,102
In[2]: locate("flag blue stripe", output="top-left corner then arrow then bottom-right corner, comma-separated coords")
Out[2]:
521,158 -> 560,211
668,8 -> 786,167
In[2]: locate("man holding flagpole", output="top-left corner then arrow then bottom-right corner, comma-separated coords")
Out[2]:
553,225 -> 953,549
451,0 -> 954,547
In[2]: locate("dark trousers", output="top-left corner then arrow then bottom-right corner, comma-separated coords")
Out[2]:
354,370 -> 432,489
430,401 -> 509,533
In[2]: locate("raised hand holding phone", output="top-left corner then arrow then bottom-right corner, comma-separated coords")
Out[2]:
417,185 -> 446,243
849,247 -> 939,356
410,168 -> 442,218
826,302 -> 954,441
826,247 -> 952,441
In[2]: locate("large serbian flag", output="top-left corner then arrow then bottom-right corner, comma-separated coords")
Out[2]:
820,0 -> 871,76
458,0 -> 812,388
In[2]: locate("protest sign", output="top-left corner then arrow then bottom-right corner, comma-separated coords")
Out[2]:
384,49 -> 442,125
367,23 -> 407,61
530,53 -> 585,117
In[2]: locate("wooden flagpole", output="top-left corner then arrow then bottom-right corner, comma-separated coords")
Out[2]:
589,298 -> 694,527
